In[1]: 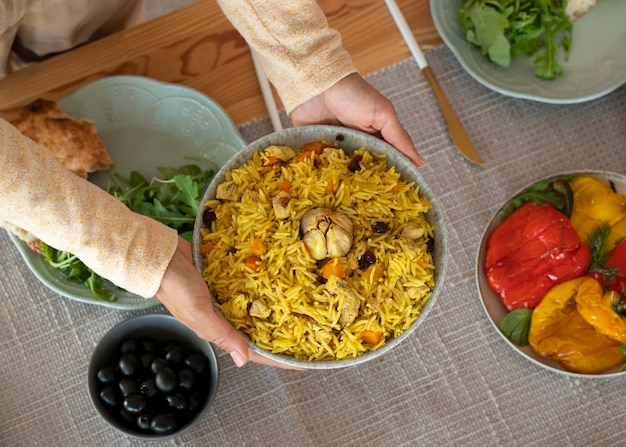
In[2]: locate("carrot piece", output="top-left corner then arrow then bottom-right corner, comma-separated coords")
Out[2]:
244,255 -> 260,272
279,180 -> 292,192
199,242 -> 215,255
390,184 -> 399,193
295,150 -> 314,162
362,330 -> 382,345
419,258 -> 430,269
326,180 -> 334,192
303,141 -> 324,154
322,259 -> 346,279
263,155 -> 280,166
251,238 -> 264,256
362,264 -> 383,283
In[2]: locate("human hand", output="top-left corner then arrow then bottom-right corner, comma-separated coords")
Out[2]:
156,238 -> 303,370
290,73 -> 424,167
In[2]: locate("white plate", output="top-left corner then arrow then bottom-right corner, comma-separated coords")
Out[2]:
431,0 -> 626,103
476,171 -> 626,378
9,76 -> 245,310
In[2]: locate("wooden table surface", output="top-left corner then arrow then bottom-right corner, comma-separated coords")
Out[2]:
0,0 -> 442,125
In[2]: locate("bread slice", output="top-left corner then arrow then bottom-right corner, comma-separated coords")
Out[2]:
2,98 -> 113,252
10,98 -> 113,178
566,0 -> 598,21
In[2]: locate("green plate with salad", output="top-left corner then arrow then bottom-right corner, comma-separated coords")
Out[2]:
8,76 -> 246,310
476,171 -> 626,378
431,0 -> 626,103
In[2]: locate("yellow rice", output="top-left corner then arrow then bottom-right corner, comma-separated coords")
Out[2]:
200,144 -> 436,361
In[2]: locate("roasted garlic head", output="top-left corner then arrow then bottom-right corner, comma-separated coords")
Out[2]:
301,207 -> 353,260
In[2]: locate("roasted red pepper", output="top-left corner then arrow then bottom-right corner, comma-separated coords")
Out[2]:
589,240 -> 626,297
485,202 -> 590,311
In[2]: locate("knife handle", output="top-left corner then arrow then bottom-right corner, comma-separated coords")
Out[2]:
422,66 -> 483,165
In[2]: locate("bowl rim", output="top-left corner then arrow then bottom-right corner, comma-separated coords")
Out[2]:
87,313 -> 220,439
476,169 -> 626,378
192,125 -> 448,369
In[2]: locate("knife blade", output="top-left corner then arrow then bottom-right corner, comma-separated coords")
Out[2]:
384,0 -> 483,165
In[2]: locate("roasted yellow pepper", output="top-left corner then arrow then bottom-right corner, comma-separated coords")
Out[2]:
569,176 -> 626,251
528,277 -> 624,374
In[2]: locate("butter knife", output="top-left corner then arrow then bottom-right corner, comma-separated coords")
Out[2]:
384,0 -> 483,165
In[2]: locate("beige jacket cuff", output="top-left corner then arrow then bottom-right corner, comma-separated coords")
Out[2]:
0,118 -> 178,298
216,0 -> 358,114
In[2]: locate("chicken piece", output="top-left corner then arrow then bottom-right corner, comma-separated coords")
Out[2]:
241,189 -> 260,203
402,223 -> 425,240
272,190 -> 292,219
216,181 -> 239,201
249,300 -> 271,319
264,145 -> 296,162
326,276 -> 362,327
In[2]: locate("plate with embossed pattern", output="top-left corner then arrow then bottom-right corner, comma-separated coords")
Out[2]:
9,75 -> 245,310
431,0 -> 626,103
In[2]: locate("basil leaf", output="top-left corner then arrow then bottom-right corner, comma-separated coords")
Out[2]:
499,308 -> 533,346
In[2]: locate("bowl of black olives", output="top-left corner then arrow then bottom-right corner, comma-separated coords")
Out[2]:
88,313 -> 219,439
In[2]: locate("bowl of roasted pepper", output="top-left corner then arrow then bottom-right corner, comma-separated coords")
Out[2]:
477,171 -> 626,377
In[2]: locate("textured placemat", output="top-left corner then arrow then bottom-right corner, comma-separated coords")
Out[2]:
0,44 -> 624,447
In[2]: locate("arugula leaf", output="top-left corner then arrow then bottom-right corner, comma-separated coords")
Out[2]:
41,158 -> 217,302
499,176 -> 574,220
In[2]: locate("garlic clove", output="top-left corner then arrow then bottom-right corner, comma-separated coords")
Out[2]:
303,229 -> 328,260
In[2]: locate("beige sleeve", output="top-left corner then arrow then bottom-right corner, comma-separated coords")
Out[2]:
0,118 -> 178,298
216,0 -> 358,114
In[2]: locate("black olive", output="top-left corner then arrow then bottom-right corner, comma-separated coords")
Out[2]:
140,338 -> 158,353
123,394 -> 147,414
120,339 -> 139,354
99,386 -> 118,407
119,409 -> 135,424
348,154 -> 363,172
118,353 -> 138,376
202,209 -> 217,227
166,392 -> 188,411
155,368 -> 177,393
188,389 -> 205,411
371,221 -> 390,233
136,414 -> 152,431
139,379 -> 159,399
165,344 -> 185,364
118,378 -> 137,397
150,413 -> 177,435
184,353 -> 207,374
96,366 -> 117,384
140,352 -> 156,370
151,358 -> 169,374
359,250 -> 377,269
178,368 -> 196,390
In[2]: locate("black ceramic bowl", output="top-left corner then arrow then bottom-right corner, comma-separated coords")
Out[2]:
88,314 -> 219,440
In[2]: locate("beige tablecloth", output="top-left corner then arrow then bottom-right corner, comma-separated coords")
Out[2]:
0,45 -> 625,447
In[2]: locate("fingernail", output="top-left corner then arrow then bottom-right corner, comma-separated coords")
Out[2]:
230,351 -> 246,367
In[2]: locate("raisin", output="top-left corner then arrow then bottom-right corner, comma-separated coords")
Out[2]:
359,250 -> 377,269
348,155 -> 363,172
371,221 -> 389,233
202,209 -> 217,227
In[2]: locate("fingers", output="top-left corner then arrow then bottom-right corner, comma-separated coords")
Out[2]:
377,115 -> 425,167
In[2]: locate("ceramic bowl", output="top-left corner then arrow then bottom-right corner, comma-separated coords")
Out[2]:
192,125 -> 448,369
88,314 -> 219,439
476,170 -> 626,378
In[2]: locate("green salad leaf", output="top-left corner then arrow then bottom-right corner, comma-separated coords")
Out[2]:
499,308 -> 533,346
460,0 -> 573,80
41,158 -> 217,301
